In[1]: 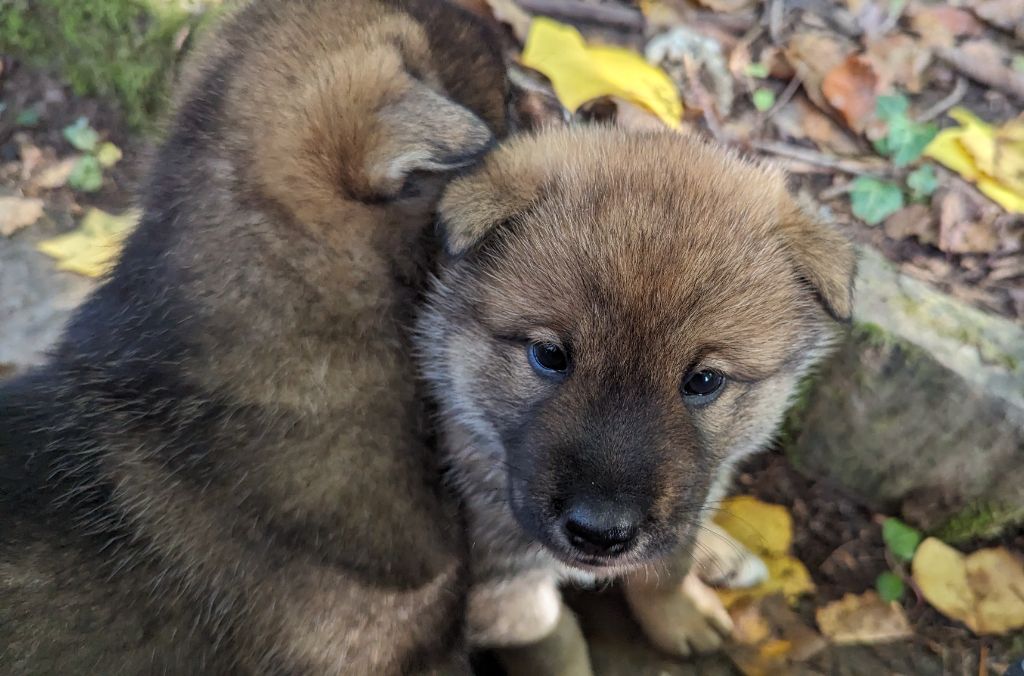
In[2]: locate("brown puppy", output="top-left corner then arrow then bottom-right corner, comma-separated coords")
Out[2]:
417,126 -> 855,672
0,0 -> 518,673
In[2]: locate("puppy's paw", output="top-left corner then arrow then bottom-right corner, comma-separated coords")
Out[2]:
693,521 -> 768,590
624,570 -> 734,658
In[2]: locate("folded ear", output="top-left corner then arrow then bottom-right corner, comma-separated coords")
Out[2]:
364,79 -> 496,198
506,62 -> 570,132
438,143 -> 552,256
778,198 -> 857,322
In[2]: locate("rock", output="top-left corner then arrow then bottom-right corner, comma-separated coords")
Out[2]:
787,246 -> 1024,542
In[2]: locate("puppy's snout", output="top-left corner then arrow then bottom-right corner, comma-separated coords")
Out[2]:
562,499 -> 642,556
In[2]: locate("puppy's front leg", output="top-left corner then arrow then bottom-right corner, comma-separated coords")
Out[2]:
468,572 -> 592,676
624,566 -> 734,658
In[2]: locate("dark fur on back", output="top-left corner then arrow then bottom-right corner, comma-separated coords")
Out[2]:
0,1 -> 515,673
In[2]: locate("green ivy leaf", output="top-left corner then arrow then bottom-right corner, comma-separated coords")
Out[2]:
752,88 -> 776,112
887,117 -> 938,167
882,518 -> 923,562
68,155 -> 103,193
876,571 -> 906,603
907,164 -> 938,201
62,116 -> 99,153
850,177 -> 905,226
875,94 -> 909,122
745,63 -> 769,78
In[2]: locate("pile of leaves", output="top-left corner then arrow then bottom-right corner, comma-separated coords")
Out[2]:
469,0 -> 1024,320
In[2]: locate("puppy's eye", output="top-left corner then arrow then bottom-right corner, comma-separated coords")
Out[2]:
527,342 -> 570,376
681,369 -> 725,400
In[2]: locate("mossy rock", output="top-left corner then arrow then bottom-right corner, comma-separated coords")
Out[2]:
0,0 -> 221,128
786,246 -> 1024,543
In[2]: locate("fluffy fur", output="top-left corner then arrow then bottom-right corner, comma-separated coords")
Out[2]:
0,0 -> 517,673
417,126 -> 856,669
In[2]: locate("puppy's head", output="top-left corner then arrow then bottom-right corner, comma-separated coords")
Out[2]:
419,127 -> 855,571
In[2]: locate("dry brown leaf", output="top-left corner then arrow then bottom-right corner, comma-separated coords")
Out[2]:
909,5 -> 983,49
884,203 -> 937,245
0,196 -> 45,236
772,98 -> 861,156
974,0 -> 1024,38
938,190 -> 1001,254
726,595 -> 827,676
815,591 -> 913,645
784,32 -> 853,112
865,33 -> 931,93
912,538 -> 1024,635
822,54 -> 878,133
758,45 -> 796,80
31,157 -> 78,190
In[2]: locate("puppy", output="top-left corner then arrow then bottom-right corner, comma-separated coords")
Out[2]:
417,126 -> 855,672
0,0 -> 519,672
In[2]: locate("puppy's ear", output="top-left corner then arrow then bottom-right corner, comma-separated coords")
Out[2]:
438,144 -> 552,256
778,199 -> 857,322
365,79 -> 496,197
507,63 -> 570,132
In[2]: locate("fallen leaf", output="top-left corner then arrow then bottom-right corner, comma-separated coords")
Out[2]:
521,18 -> 682,127
876,571 -> 906,602
925,107 -> 1024,213
850,177 -> 905,225
909,5 -> 983,48
0,196 -> 45,236
772,98 -> 862,156
907,164 -> 939,200
784,32 -> 853,112
815,591 -> 913,644
32,157 -> 78,190
714,497 -> 815,608
883,203 -> 936,245
726,595 -> 827,676
714,496 -> 792,557
646,25 -> 733,116
874,94 -> 938,167
882,517 -> 922,562
95,142 -> 122,168
938,40 -> 1024,102
15,108 -> 41,127
865,33 -> 932,93
912,538 -> 1024,635
822,54 -> 878,132
36,208 -> 139,277
752,88 -> 775,112
938,190 -> 1001,253
62,116 -> 99,153
68,155 -> 103,193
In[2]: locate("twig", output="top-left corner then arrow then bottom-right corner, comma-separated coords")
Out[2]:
763,75 -> 802,121
917,77 -> 969,122
767,0 -> 785,44
820,180 -> 854,200
751,140 -> 888,176
978,643 -> 987,676
515,0 -> 644,31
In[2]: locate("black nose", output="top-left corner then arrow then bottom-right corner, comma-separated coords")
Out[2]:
563,499 -> 642,556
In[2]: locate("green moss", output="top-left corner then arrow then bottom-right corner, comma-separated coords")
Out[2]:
0,0 -> 204,128
934,502 -> 1024,544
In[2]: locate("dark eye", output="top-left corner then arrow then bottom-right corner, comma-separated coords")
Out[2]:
681,369 -> 725,400
527,342 -> 570,376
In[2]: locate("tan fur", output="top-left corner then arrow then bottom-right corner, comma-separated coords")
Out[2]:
417,126 -> 855,669
0,1 -> 518,673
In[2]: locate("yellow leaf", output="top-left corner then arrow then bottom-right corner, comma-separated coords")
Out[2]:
714,497 -> 814,608
521,17 -> 682,128
814,591 -> 913,645
37,208 -> 139,278
924,107 -> 1024,213
912,537 -> 1024,635
714,495 -> 793,557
